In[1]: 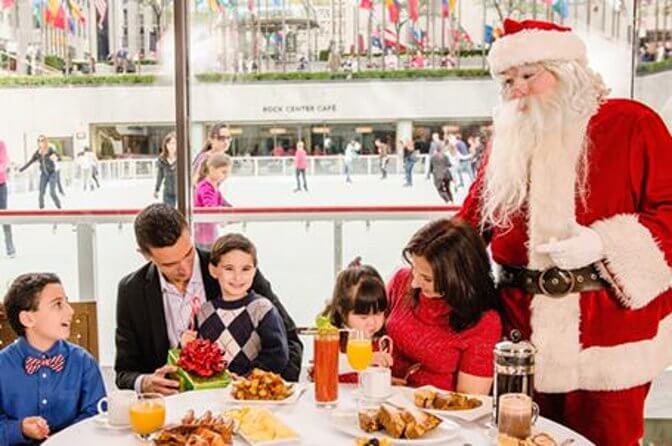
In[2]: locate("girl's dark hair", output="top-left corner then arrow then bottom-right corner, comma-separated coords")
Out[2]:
199,122 -> 228,154
210,233 -> 258,267
160,131 -> 177,160
321,265 -> 388,335
403,218 -> 499,332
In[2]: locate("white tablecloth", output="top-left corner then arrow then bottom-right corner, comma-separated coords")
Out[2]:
44,385 -> 594,445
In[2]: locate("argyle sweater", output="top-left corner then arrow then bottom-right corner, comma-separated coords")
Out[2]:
196,291 -> 289,376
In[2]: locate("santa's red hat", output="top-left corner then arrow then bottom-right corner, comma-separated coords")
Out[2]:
488,19 -> 587,74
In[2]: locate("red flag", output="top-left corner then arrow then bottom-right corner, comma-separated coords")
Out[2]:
360,0 -> 373,9
53,4 -> 66,30
248,0 -> 254,12
408,0 -> 419,22
385,0 -> 399,23
1,0 -> 15,9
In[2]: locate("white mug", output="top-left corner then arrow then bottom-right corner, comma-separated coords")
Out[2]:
97,390 -> 137,426
360,367 -> 392,400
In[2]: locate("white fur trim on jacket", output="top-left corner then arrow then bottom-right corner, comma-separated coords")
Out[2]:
488,29 -> 587,74
531,298 -> 672,393
591,214 -> 672,310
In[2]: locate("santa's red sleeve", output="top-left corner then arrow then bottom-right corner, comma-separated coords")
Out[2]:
592,108 -> 672,309
455,151 -> 491,240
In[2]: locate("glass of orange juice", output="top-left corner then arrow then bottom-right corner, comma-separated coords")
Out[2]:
129,393 -> 165,441
346,329 -> 373,393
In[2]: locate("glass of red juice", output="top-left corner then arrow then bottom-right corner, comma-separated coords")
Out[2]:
314,330 -> 339,407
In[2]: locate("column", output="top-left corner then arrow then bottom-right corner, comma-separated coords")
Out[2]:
395,120 -> 413,155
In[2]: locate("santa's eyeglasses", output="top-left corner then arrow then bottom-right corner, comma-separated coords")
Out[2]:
496,65 -> 546,95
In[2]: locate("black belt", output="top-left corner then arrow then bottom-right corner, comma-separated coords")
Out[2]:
498,264 -> 609,298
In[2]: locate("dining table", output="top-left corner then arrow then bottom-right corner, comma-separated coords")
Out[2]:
43,384 -> 594,445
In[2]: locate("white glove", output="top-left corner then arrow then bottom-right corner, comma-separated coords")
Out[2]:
536,225 -> 604,270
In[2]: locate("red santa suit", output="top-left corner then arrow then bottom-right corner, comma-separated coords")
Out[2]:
459,19 -> 672,446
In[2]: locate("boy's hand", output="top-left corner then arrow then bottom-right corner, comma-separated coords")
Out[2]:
180,330 -> 197,347
371,351 -> 393,368
22,416 -> 50,440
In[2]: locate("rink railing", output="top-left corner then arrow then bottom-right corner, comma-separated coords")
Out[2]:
0,205 -> 459,301
8,154 -> 431,193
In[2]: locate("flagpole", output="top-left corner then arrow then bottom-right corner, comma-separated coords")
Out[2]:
367,7 -> 372,68
456,0 -> 461,68
441,5 -> 445,59
265,0 -> 270,71
281,0 -> 286,72
257,0 -> 262,71
382,0 -> 386,71
425,0 -> 430,59
431,0 -> 436,67
355,3 -> 360,70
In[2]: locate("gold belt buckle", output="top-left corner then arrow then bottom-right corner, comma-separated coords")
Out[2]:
537,267 -> 576,298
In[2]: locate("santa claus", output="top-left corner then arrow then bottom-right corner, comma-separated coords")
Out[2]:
458,19 -> 672,445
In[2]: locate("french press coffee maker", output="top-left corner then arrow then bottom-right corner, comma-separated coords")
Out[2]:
492,330 -> 537,424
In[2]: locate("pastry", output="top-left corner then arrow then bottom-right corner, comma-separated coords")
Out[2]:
358,410 -> 381,433
377,404 -> 406,438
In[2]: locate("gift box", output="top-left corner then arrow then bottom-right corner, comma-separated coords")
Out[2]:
167,343 -> 230,392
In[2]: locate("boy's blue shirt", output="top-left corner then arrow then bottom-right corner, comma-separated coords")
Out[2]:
0,337 -> 106,445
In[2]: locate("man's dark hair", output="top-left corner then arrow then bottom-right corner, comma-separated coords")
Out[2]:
134,204 -> 189,254
3,273 -> 61,337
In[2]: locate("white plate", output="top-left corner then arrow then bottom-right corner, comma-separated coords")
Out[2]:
92,414 -> 131,431
224,383 -> 307,406
390,386 -> 492,423
329,410 -> 460,445
238,431 -> 301,446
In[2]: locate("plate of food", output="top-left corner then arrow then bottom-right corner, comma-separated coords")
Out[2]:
330,402 -> 460,445
390,386 -> 492,422
225,369 -> 305,405
223,406 -> 300,445
153,409 -> 235,446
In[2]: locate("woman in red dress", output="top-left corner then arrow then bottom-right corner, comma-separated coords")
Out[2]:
386,218 -> 502,394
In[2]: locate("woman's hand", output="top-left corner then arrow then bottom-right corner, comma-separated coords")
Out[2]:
371,351 -> 393,368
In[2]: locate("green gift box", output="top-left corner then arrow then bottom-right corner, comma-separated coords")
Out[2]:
167,348 -> 231,392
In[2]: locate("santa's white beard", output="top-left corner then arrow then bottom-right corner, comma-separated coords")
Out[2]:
480,87 -> 592,261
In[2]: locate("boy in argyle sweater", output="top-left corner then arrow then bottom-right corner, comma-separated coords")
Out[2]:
0,273 -> 105,445
194,234 -> 289,377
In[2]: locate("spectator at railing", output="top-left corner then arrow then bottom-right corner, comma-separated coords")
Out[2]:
154,132 -> 177,207
191,122 -> 231,183
0,139 -> 16,258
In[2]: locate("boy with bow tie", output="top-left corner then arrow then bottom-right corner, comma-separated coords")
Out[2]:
1,273 -> 106,444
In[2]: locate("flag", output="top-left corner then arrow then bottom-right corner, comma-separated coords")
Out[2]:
94,0 -> 107,29
68,0 -> 85,23
360,0 -> 373,9
552,0 -> 569,18
441,0 -> 449,17
385,0 -> 399,23
1,0 -> 15,9
410,25 -> 425,48
371,27 -> 382,49
408,0 -> 419,22
248,0 -> 254,12
32,0 -> 43,26
53,4 -> 66,30
484,24 -> 494,44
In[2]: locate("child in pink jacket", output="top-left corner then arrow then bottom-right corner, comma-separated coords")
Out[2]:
193,152 -> 232,250
293,141 -> 308,192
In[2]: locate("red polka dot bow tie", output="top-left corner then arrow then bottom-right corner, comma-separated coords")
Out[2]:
24,354 -> 65,375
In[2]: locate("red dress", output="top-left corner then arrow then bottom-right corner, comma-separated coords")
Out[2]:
385,268 -> 502,391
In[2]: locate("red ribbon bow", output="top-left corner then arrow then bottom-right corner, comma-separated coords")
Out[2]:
25,354 -> 65,375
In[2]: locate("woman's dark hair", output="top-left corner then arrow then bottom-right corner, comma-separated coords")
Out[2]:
210,233 -> 258,267
3,273 -> 61,337
403,218 -> 499,332
134,204 -> 189,254
321,264 -> 388,335
199,122 -> 228,155
160,131 -> 177,160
